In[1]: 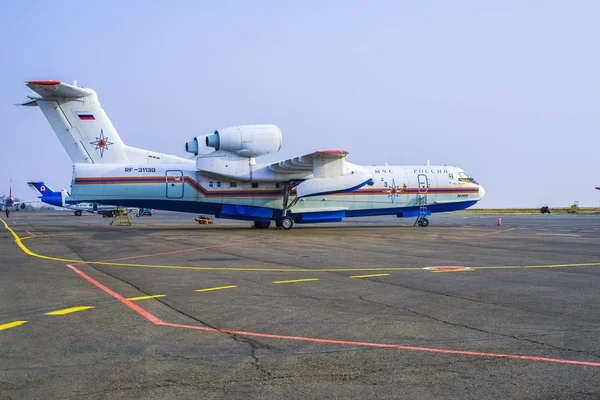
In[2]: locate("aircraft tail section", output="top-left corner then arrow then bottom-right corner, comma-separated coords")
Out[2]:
24,81 -> 187,165
27,181 -> 65,207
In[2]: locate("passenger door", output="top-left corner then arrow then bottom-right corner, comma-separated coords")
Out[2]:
166,170 -> 184,199
417,174 -> 429,194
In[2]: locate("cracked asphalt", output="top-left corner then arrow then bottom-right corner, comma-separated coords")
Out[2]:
1,211 -> 600,399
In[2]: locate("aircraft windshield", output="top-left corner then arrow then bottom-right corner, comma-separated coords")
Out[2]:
458,171 -> 478,184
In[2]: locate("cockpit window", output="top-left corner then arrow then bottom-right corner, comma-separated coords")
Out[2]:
458,171 -> 478,184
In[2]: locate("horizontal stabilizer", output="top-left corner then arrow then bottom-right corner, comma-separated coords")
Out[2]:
26,81 -> 94,99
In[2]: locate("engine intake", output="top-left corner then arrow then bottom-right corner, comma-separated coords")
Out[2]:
185,137 -> 199,155
204,124 -> 282,158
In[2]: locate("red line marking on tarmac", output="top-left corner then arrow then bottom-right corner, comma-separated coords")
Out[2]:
66,264 -> 600,368
71,239 -> 266,265
25,230 -> 35,237
66,264 -> 163,325
475,228 -> 516,237
157,322 -> 600,367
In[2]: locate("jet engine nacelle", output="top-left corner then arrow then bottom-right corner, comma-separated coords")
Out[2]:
186,124 -> 282,158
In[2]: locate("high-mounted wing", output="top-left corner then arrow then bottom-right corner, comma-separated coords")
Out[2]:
268,150 -> 348,177
270,150 -> 372,199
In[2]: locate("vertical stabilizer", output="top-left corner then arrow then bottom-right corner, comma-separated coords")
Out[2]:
23,81 -> 188,165
27,181 -> 65,208
25,81 -> 133,163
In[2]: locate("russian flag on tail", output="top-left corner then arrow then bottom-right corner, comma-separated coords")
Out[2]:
77,112 -> 95,121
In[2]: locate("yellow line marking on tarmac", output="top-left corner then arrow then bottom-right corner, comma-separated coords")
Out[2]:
272,278 -> 320,284
126,295 -> 166,301
3,218 -> 600,273
0,320 -> 27,330
350,274 -> 391,279
45,306 -> 95,315
195,286 -> 237,293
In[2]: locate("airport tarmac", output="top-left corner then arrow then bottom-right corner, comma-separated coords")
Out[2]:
1,211 -> 600,399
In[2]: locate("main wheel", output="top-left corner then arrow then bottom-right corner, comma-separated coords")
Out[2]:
74,210 -> 82,216
279,216 -> 294,230
253,221 -> 271,229
420,218 -> 429,227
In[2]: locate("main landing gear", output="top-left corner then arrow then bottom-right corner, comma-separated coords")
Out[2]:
252,221 -> 271,229
276,181 -> 300,230
252,217 -> 293,230
253,181 -> 299,230
276,216 -> 294,230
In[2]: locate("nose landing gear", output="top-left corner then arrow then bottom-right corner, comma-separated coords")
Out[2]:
416,217 -> 429,227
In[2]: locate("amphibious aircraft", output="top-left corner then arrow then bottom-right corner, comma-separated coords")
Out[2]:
21,80 -> 485,229
27,181 -> 120,216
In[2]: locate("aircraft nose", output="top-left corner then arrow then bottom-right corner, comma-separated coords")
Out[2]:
478,185 -> 486,200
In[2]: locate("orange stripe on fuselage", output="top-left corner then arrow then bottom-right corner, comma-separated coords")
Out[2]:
73,176 -> 479,198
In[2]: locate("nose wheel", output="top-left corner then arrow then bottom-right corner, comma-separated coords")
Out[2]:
416,217 -> 429,227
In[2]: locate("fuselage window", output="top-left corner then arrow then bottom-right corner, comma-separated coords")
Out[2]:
275,183 -> 280,188
217,182 -> 221,188
230,182 -> 237,188
209,181 -> 214,188
252,183 -> 259,188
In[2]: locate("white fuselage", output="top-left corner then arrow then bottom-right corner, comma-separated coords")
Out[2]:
68,161 -> 483,222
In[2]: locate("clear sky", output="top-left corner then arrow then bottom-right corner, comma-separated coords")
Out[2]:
1,1 -> 599,207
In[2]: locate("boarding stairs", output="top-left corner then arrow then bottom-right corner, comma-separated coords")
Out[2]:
414,195 -> 429,227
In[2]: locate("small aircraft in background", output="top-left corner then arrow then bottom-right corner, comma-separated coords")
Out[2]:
1,180 -> 27,214
27,181 -> 121,217
22,80 -> 485,229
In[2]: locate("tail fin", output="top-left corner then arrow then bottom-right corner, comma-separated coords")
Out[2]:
27,181 -> 64,207
27,181 -> 56,197
23,81 -> 186,165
